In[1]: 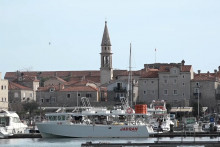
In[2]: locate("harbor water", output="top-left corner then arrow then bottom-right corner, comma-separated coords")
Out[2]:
1,137 -> 220,147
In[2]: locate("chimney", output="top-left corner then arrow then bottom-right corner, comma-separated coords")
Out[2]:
207,71 -> 210,77
59,83 -> 61,90
214,69 -> 217,73
219,66 -> 220,72
198,70 -> 201,74
54,72 -> 57,77
181,60 -> 185,66
59,83 -> 64,90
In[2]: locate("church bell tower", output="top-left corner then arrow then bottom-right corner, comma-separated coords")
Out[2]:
100,21 -> 113,85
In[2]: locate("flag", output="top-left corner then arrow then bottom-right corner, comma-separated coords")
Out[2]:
155,48 -> 156,52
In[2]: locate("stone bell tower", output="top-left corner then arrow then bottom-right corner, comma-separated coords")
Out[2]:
100,21 -> 113,85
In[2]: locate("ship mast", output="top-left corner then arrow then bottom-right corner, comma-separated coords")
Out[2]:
127,43 -> 133,108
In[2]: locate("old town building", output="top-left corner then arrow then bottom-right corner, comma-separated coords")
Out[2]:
139,60 -> 193,107
0,72 -> 8,110
191,68 -> 220,113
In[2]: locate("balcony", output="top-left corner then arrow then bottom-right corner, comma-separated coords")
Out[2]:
113,87 -> 127,92
193,93 -> 201,99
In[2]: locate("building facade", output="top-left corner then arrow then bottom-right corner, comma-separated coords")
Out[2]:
139,60 -> 193,106
191,69 -> 220,113
8,81 -> 34,112
36,84 -> 99,107
0,72 -> 8,110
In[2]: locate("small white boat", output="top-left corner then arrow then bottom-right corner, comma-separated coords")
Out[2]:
148,100 -> 174,132
0,109 -> 28,138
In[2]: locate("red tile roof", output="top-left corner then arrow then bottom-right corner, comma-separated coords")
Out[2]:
37,85 -> 60,92
159,65 -> 192,72
192,73 -> 218,81
141,70 -> 159,78
60,86 -> 98,92
8,82 -> 32,90
114,70 -> 142,77
5,71 -> 101,79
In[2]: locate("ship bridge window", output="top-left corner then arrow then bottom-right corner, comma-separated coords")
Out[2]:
0,117 -> 9,126
49,116 -> 57,121
53,116 -> 57,121
13,117 -> 21,123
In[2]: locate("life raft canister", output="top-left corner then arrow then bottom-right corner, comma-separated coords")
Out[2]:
126,107 -> 133,114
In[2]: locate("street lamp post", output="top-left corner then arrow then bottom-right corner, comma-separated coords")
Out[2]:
197,86 -> 200,120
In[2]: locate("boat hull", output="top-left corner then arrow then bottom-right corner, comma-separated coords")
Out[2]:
37,123 -> 153,138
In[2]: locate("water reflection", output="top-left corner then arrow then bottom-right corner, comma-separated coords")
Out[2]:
0,137 -> 219,147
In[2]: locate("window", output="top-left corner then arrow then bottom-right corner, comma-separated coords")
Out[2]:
23,98 -> 25,100
151,81 -> 154,84
78,93 -> 81,97
1,98 -> 3,101
182,83 -> 185,86
173,90 -> 178,95
117,82 -> 122,89
4,86 -> 6,89
67,93 -> 71,98
196,82 -> 200,87
27,98 -> 30,101
173,79 -> 177,84
182,93 -> 185,97
143,91 -> 146,95
86,93 -> 92,98
51,97 -> 56,102
1,86 -> 3,90
41,99 -> 44,103
164,90 -> 168,95
194,88 -> 200,93
173,69 -> 177,74
30,93 -> 33,97
23,93 -> 25,97
183,75 -> 185,78
144,81 -> 147,84
152,90 -> 155,94
46,99 -> 50,103
50,88 -> 55,92
14,93 -> 18,98
164,79 -> 167,84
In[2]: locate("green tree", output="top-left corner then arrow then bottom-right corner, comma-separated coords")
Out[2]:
192,102 -> 203,117
166,103 -> 171,113
22,101 -> 39,117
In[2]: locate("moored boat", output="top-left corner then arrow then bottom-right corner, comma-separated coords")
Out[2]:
0,109 -> 28,138
36,105 -> 155,138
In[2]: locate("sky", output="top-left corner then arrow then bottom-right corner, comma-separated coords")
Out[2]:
1,0 -> 220,78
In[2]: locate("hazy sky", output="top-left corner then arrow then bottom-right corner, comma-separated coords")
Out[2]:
1,0 -> 220,78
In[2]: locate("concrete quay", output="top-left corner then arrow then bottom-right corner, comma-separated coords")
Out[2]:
81,141 -> 220,147
150,131 -> 220,137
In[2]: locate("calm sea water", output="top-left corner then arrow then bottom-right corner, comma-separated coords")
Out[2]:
0,137 -> 219,147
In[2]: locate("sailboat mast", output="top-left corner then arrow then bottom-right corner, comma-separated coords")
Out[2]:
129,43 -> 132,108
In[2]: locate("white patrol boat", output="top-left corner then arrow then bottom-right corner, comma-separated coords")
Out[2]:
36,108 -> 154,138
36,98 -> 155,138
0,109 -> 28,138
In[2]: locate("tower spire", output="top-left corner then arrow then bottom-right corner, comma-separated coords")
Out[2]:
101,21 -> 111,46
100,21 -> 113,85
